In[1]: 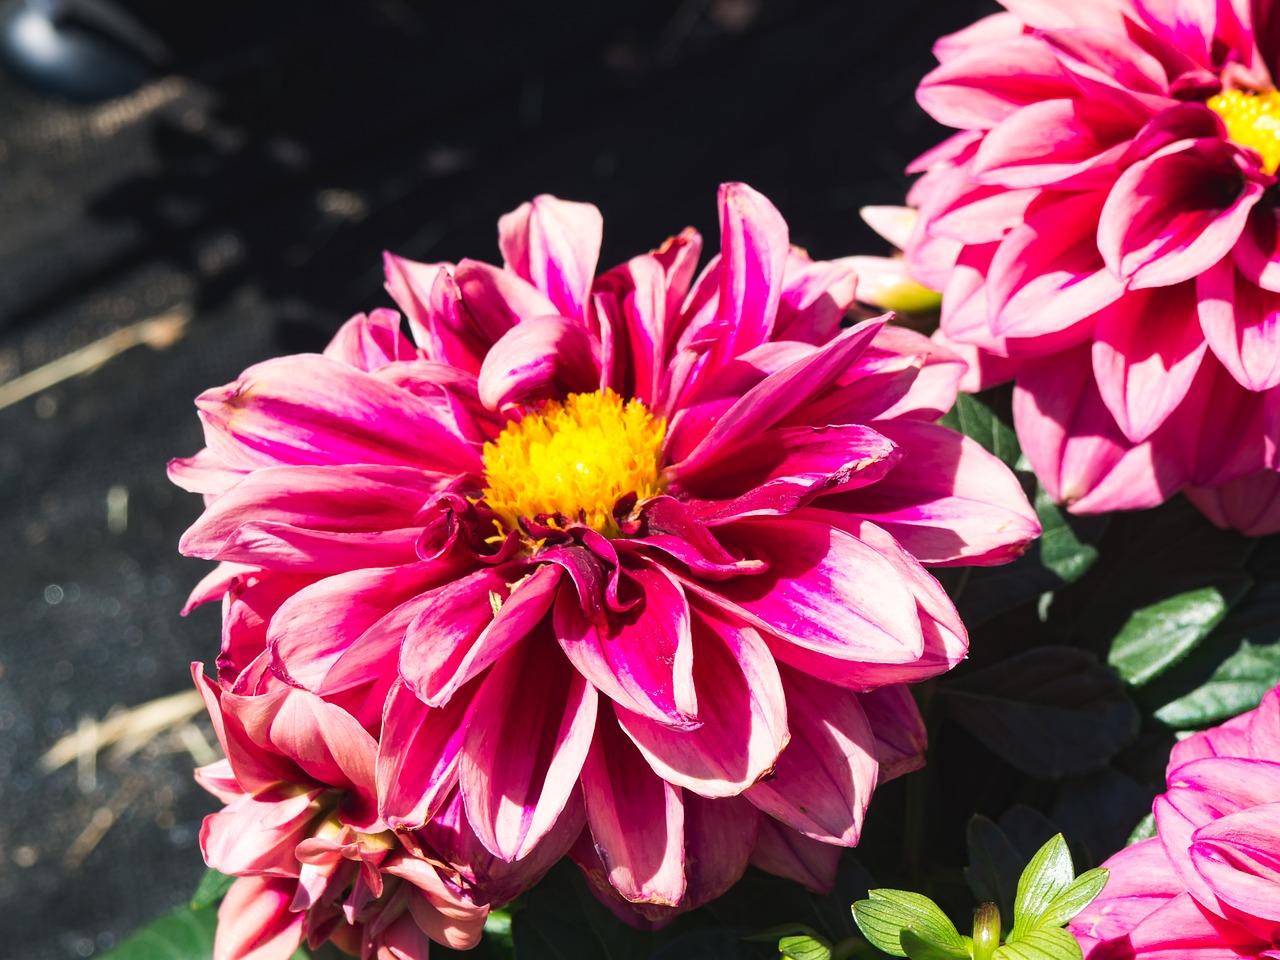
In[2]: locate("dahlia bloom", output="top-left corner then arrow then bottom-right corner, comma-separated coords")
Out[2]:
172,184 -> 1038,919
1071,686 -> 1280,959
191,665 -> 487,960
908,0 -> 1280,516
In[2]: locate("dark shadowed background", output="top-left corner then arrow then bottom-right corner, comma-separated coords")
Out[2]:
0,1 -> 995,956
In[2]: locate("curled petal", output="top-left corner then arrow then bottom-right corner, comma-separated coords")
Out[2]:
477,316 -> 601,411
498,194 -> 604,323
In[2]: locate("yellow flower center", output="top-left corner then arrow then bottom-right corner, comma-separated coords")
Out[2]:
1207,88 -> 1280,174
481,389 -> 666,537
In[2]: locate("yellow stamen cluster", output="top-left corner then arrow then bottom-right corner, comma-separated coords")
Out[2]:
1207,88 -> 1280,175
481,389 -> 666,537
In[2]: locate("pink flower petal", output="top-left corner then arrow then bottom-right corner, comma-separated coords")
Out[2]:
1197,258 -> 1280,391
859,685 -> 928,782
580,710 -> 686,905
476,315 -> 601,411
745,664 -> 878,845
918,35 -> 1074,130
201,789 -> 322,876
749,817 -> 841,894
1099,139 -> 1265,289
555,560 -> 697,728
322,309 -> 415,372
498,195 -> 603,323
1092,281 -> 1208,443
214,876 -> 305,960
615,606 -> 787,798
460,628 -> 598,861
377,680 -> 476,830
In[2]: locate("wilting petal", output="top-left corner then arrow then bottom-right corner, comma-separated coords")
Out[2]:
745,664 -> 878,845
202,789 -> 322,877
580,711 -> 686,905
555,560 -> 697,727
460,628 -> 598,861
615,606 -> 787,798
498,195 -> 603,323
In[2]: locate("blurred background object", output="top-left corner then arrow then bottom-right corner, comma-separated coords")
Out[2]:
0,1 -> 996,956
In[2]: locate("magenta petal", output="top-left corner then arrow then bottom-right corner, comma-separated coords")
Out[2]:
772,251 -> 858,345
580,711 -> 686,906
1099,139 -> 1265,289
377,680 -> 475,830
709,182 -> 790,362
1092,282 -> 1208,443
201,789 -> 322,876
859,685 -> 928,782
1197,259 -> 1280,391
214,876 -> 305,960
749,817 -> 840,894
1186,470 -> 1280,537
498,195 -> 603,323
679,792 -> 760,909
615,606 -> 787,798
971,98 -> 1135,189
1190,801 -> 1280,936
476,315 -> 601,411
917,35 -> 1073,130
555,561 -> 697,727
383,255 -> 490,372
831,419 -> 1039,566
398,563 -> 550,707
454,258 -> 559,339
696,516 -> 923,666
745,664 -> 878,845
1234,206 -> 1280,292
322,309 -> 415,372
669,319 -> 885,486
197,354 -> 482,475
1106,890 -> 1269,959
460,629 -> 598,861
1070,838 -> 1180,951
986,191 -> 1125,338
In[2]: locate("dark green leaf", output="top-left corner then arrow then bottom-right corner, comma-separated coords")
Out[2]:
511,861 -> 657,960
1034,489 -> 1099,584
938,394 -> 1020,468
854,890 -> 965,958
964,816 -> 1021,929
1010,836 -> 1073,941
1050,767 -> 1155,867
1034,870 -> 1108,930
1108,583 -> 1248,687
779,933 -> 835,960
1153,639 -> 1280,729
940,648 -> 1139,778
189,869 -> 235,911
995,927 -> 1083,960
100,906 -> 218,960
1126,814 -> 1156,846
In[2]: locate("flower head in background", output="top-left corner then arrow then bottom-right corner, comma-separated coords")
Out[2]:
908,0 -> 1280,519
1071,686 -> 1280,959
191,666 -> 486,960
173,184 -> 1038,922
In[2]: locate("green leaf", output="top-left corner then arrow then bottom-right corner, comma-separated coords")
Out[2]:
483,909 -> 513,959
938,394 -> 1020,468
1108,583 -> 1248,687
1126,813 -> 1156,846
940,648 -> 1139,779
1033,869 -> 1109,930
1153,639 -> 1280,729
899,929 -> 971,960
1033,488 -> 1099,584
745,924 -> 826,943
1010,836 -> 1074,941
994,927 -> 1083,960
189,869 -> 235,911
780,934 -> 835,960
100,905 -> 218,960
853,890 -> 965,958
964,817 -> 1021,931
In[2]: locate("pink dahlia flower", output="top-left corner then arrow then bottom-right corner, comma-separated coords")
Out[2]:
1071,686 -> 1280,959
172,184 -> 1038,919
908,0 -> 1280,518
191,665 -> 487,960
